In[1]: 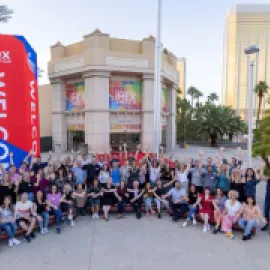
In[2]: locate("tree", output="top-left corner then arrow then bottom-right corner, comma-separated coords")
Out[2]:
254,81 -> 269,125
196,105 -> 245,147
0,5 -> 13,23
194,90 -> 203,105
187,86 -> 199,108
253,109 -> 270,176
207,93 -> 219,104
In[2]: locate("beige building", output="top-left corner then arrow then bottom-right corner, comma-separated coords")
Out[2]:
222,4 -> 270,120
177,57 -> 186,98
40,29 -> 183,153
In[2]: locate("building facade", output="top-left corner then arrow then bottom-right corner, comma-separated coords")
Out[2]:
222,5 -> 270,121
177,57 -> 186,98
45,29 -> 182,153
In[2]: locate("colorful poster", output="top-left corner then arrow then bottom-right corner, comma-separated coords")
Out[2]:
161,87 -> 168,112
109,80 -> 142,111
66,82 -> 85,111
0,34 -> 40,170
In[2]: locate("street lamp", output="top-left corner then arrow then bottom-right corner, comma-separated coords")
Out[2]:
0,5 -> 13,23
244,45 -> 260,168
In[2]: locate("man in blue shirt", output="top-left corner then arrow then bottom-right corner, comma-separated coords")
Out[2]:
71,160 -> 87,186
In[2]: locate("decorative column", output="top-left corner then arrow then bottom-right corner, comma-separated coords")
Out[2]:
166,83 -> 176,152
84,70 -> 110,153
141,73 -> 155,152
51,78 -> 67,151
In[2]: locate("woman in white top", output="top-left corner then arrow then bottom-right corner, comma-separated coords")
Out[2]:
99,164 -> 110,187
175,162 -> 190,191
149,159 -> 160,184
221,189 -> 241,239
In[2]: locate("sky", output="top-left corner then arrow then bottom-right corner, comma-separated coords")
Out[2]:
1,0 -> 270,101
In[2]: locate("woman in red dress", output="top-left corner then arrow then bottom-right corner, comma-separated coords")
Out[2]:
194,187 -> 214,233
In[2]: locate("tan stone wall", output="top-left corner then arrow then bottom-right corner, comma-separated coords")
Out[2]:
39,84 -> 52,137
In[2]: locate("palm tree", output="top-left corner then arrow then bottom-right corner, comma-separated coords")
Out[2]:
194,90 -> 203,105
0,5 -> 13,23
207,93 -> 219,104
187,86 -> 198,108
254,81 -> 269,125
196,105 -> 245,147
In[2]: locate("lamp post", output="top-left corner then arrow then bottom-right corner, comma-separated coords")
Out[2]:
154,0 -> 162,156
244,45 -> 260,168
0,5 -> 13,23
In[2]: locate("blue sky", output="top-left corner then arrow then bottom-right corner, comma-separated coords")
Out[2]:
1,0 -> 270,100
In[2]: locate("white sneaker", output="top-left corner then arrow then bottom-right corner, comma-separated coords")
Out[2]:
68,214 -> 72,220
8,239 -> 13,247
203,225 -> 208,233
192,217 -> 197,225
95,213 -> 99,219
40,228 -> 45,235
70,220 -> 75,227
12,238 -> 21,245
182,221 -> 188,228
44,227 -> 49,234
207,224 -> 210,231
92,214 -> 95,219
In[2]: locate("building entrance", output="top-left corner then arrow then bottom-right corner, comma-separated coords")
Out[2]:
110,133 -> 140,151
67,130 -> 85,151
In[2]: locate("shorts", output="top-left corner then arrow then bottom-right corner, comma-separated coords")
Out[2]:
90,198 -> 100,206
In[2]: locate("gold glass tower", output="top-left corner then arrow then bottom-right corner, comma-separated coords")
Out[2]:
222,5 -> 270,120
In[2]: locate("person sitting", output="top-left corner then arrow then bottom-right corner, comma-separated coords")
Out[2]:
153,178 -> 174,219
115,180 -> 129,219
128,180 -> 144,219
87,178 -> 103,219
34,190 -> 50,235
195,187 -> 214,232
101,178 -> 116,221
221,190 -> 241,239
14,192 -> 36,242
46,185 -> 63,234
18,172 -> 35,202
61,183 -> 75,226
0,195 -> 21,247
212,188 -> 227,234
143,182 -> 155,216
238,196 -> 267,241
182,184 -> 198,227
163,181 -> 189,222
73,184 -> 87,216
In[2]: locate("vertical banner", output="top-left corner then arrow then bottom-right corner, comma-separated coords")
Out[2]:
66,82 -> 85,111
109,80 -> 142,111
161,87 -> 168,113
0,34 -> 39,169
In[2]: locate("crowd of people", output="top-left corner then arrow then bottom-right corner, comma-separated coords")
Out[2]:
0,144 -> 269,249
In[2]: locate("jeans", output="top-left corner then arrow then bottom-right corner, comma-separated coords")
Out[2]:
187,205 -> 197,221
0,222 -> 17,239
38,211 -> 50,229
118,200 -> 127,214
238,218 -> 257,236
49,208 -> 63,228
144,197 -> 153,212
28,192 -> 34,202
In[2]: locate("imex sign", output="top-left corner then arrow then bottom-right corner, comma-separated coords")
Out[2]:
0,34 -> 40,171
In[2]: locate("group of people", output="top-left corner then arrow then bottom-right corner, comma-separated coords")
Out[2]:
0,144 -> 270,249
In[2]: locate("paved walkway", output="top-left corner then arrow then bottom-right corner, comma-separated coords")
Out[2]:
1,207 -> 269,270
